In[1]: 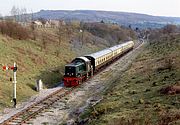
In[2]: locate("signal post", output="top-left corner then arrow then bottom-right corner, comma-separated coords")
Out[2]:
3,62 -> 18,108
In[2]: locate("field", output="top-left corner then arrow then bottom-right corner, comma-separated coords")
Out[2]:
80,33 -> 180,125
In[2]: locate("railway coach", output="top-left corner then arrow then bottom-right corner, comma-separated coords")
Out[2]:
63,41 -> 134,87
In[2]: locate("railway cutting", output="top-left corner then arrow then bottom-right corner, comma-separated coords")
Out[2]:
0,40 -> 145,125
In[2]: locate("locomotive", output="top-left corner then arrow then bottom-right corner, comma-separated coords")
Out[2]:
63,41 -> 134,87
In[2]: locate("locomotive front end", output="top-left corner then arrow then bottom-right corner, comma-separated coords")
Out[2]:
63,64 -> 81,87
63,57 -> 92,87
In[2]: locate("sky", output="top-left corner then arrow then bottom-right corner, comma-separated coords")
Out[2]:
0,0 -> 180,17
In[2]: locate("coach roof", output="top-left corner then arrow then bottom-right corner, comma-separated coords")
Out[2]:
85,49 -> 112,59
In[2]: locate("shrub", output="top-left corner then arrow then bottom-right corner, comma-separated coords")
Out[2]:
0,20 -> 30,40
163,24 -> 177,34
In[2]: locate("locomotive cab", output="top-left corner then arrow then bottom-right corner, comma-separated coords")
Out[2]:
63,57 -> 92,87
64,62 -> 86,77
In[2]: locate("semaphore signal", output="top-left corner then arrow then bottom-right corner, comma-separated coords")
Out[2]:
2,62 -> 18,108
3,65 -> 17,71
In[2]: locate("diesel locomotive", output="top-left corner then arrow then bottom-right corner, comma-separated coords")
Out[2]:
63,41 -> 134,87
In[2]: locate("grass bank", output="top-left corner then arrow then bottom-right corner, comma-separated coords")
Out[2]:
80,34 -> 180,125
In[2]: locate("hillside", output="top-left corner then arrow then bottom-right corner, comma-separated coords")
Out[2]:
0,21 -> 136,111
33,10 -> 180,28
79,28 -> 180,124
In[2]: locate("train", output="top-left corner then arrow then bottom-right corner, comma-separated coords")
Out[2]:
63,41 -> 135,87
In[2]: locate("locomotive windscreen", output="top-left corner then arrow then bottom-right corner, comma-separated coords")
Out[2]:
65,66 -> 76,77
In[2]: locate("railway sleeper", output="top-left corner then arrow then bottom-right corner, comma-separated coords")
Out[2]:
28,108 -> 42,112
31,105 -> 44,109
7,122 -> 19,125
55,94 -> 64,97
10,120 -> 21,124
11,119 -> 22,122
45,98 -> 57,102
42,101 -> 52,105
12,118 -> 22,121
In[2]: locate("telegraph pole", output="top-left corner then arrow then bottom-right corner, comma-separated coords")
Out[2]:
3,62 -> 18,108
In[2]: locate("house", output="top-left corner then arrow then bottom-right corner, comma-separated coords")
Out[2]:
49,20 -> 66,28
31,19 -> 66,28
44,21 -> 51,28
32,20 -> 43,28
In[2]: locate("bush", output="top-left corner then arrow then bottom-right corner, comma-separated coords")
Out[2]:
163,24 -> 177,34
82,22 -> 136,45
0,21 -> 30,40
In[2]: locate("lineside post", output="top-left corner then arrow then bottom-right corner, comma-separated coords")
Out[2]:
13,62 -> 17,108
2,62 -> 18,108
91,65 -> 93,77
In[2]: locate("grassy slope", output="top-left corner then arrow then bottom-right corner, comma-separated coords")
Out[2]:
81,34 -> 180,125
0,33 -> 71,110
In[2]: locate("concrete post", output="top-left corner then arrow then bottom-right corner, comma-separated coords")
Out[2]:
36,79 -> 43,92
91,66 -> 93,77
13,62 -> 17,108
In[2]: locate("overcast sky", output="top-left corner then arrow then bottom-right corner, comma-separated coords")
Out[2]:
0,0 -> 180,17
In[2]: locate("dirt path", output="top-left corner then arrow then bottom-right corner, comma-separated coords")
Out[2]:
0,41 -> 146,125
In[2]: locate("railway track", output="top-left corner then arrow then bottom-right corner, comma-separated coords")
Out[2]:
0,87 -> 75,125
0,40 -> 144,125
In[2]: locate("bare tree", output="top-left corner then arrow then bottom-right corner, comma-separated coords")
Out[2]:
17,7 -> 21,22
42,37 -> 46,50
30,9 -> 34,22
80,21 -> 85,47
21,8 -> 27,22
57,21 -> 66,45
10,6 -> 29,22
55,47 -> 60,57
163,24 -> 177,34
41,31 -> 48,50
55,21 -> 65,57
10,6 -> 18,21
30,23 -> 36,40
79,29 -> 84,48
0,13 -> 3,20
